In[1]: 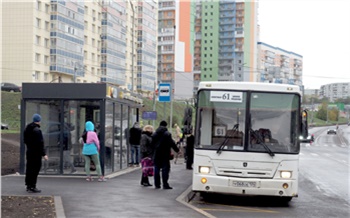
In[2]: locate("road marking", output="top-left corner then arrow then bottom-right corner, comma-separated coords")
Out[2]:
311,153 -> 319,156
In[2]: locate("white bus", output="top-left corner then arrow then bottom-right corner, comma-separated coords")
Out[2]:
192,82 -> 308,202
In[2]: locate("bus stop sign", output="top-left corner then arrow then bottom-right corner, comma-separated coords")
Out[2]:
158,83 -> 171,102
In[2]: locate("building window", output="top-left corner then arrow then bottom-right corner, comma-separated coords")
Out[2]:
44,73 -> 49,81
92,24 -> 95,33
35,35 -> 40,45
51,4 -> 57,12
92,53 -> 95,61
91,67 -> 95,75
45,21 -> 49,30
36,0 -> 41,10
45,4 -> 49,13
44,55 -> 49,64
36,18 -> 41,28
44,38 -> 49,47
84,21 -> 88,29
35,53 -> 40,62
84,51 -> 87,59
92,38 -> 95,47
35,71 -> 40,80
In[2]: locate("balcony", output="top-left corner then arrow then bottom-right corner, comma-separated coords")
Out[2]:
220,20 -> 235,25
159,6 -> 176,11
219,41 -> 235,46
235,31 -> 244,38
218,73 -> 234,81
158,41 -> 174,46
160,50 -> 174,54
294,69 -> 302,76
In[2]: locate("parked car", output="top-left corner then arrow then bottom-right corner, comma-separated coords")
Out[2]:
1,123 -> 9,130
327,128 -> 337,135
1,82 -> 21,92
299,133 -> 314,143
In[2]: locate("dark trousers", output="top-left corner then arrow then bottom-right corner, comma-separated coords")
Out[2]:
186,154 -> 193,169
25,154 -> 42,188
141,174 -> 150,185
154,162 -> 170,188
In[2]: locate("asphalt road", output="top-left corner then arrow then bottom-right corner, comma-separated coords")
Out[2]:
187,125 -> 350,218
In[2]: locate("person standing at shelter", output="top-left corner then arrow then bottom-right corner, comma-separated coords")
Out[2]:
185,131 -> 195,170
140,125 -> 155,186
82,121 -> 106,182
129,122 -> 142,166
24,113 -> 48,193
152,121 -> 180,189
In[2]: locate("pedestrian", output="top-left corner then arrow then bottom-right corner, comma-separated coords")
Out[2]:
185,131 -> 194,170
23,113 -> 48,193
174,123 -> 182,145
129,122 -> 142,166
152,120 -> 180,189
140,125 -> 155,187
81,121 -> 106,182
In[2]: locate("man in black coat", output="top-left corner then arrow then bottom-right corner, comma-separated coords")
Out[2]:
152,120 -> 179,189
23,114 -> 48,193
129,122 -> 142,166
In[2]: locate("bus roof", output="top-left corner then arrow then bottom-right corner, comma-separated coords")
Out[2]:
198,81 -> 302,95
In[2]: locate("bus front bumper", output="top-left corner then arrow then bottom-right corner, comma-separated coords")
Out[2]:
192,174 -> 298,197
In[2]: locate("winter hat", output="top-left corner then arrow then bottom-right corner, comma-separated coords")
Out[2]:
32,114 -> 42,123
160,120 -> 167,127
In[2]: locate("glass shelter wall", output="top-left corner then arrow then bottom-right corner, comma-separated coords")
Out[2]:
20,83 -> 141,176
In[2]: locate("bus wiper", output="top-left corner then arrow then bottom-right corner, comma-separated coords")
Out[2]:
217,124 -> 239,154
250,127 -> 275,157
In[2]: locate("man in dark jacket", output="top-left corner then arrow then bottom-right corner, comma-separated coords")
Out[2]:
152,120 -> 179,189
129,122 -> 142,166
23,114 -> 48,193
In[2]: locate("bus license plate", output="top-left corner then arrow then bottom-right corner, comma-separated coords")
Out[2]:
232,181 -> 256,188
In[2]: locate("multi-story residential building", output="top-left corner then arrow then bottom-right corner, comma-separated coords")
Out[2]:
257,42 -> 303,86
320,83 -> 350,102
136,0 -> 158,94
193,0 -> 259,93
2,0 -> 157,94
158,0 -> 195,98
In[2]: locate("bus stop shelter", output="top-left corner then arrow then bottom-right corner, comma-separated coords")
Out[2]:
19,83 -> 143,176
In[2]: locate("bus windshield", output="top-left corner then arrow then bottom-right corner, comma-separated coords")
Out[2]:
196,90 -> 300,154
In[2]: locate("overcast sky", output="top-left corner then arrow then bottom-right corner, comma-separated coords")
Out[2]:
258,0 -> 350,89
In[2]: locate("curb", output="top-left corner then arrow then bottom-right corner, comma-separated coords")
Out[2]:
176,185 -> 216,218
54,196 -> 66,218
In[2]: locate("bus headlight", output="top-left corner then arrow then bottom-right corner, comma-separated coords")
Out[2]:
199,166 -> 210,174
280,171 -> 292,179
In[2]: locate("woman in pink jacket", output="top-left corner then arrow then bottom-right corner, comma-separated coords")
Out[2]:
81,121 -> 106,182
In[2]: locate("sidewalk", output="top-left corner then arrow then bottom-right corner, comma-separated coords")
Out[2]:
1,159 -> 206,218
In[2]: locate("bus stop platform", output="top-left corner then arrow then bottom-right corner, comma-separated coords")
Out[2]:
1,159 -> 207,218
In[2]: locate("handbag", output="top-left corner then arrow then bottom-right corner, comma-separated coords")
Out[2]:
141,157 -> 154,176
90,160 -> 96,171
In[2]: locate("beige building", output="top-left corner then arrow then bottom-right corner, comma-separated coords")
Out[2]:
1,0 -> 151,93
257,42 -> 303,86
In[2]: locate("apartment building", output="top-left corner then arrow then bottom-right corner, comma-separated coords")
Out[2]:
2,0 -> 158,94
257,42 -> 303,86
320,83 -> 350,102
193,0 -> 259,92
136,0 -> 158,94
158,0 -> 195,98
